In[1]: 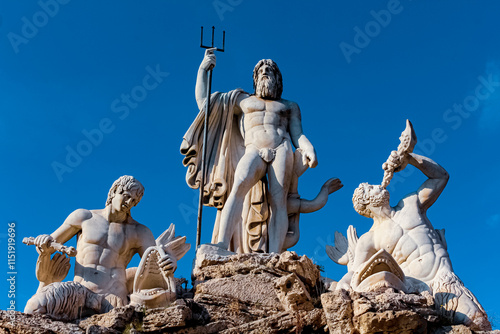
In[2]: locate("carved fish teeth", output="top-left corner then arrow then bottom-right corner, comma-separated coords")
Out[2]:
360,256 -> 401,281
140,288 -> 164,296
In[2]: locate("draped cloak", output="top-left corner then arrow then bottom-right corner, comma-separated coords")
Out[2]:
180,90 -> 302,253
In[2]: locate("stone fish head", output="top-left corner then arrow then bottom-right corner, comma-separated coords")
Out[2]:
351,249 -> 406,293
130,246 -> 176,309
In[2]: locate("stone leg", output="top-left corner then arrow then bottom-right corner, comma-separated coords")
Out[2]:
217,147 -> 267,249
267,141 -> 293,253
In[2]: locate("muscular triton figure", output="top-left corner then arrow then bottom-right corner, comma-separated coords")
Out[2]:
196,49 -> 318,253
334,151 -> 490,331
32,176 -> 174,309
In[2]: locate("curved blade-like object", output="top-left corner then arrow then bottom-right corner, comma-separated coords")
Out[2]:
351,249 -> 406,293
381,119 -> 417,188
397,119 -> 417,154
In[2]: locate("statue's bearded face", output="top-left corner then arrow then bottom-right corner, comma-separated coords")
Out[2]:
255,65 -> 279,99
253,59 -> 283,100
352,183 -> 390,218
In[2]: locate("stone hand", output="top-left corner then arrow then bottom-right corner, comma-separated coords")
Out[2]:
200,48 -> 217,72
34,234 -> 55,254
322,178 -> 343,195
158,253 -> 177,275
302,149 -> 318,168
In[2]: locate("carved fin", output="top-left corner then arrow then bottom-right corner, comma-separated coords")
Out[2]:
436,228 -> 447,250
326,225 -> 358,271
155,223 -> 191,261
326,232 -> 348,265
164,236 -> 191,261
346,225 -> 358,271
156,223 -> 175,246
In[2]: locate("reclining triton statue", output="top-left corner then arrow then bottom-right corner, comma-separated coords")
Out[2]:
326,121 -> 491,331
24,175 -> 190,320
181,49 -> 342,253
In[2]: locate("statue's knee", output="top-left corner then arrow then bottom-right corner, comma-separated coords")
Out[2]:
232,176 -> 255,194
24,297 -> 44,314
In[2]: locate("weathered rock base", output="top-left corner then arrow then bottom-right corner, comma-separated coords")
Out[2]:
1,251 -> 498,333
321,288 -> 499,334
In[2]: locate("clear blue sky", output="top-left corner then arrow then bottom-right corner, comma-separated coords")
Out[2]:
1,0 -> 499,328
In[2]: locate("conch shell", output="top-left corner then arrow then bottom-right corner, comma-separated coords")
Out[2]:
381,119 -> 417,188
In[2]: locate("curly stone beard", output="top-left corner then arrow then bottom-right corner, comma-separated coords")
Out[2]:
255,76 -> 279,100
370,188 -> 390,208
353,184 -> 390,218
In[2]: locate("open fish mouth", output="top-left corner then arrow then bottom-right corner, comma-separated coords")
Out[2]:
352,249 -> 406,292
130,246 -> 176,308
137,287 -> 164,297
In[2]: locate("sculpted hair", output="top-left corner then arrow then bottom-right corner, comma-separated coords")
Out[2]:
352,183 -> 389,218
106,175 -> 145,206
253,59 -> 283,100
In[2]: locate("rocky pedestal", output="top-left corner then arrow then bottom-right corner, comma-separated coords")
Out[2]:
190,246 -> 327,332
1,250 -> 498,333
320,287 -> 500,334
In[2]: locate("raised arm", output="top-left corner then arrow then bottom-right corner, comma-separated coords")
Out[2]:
195,49 -> 216,110
289,102 -> 318,168
407,152 -> 449,211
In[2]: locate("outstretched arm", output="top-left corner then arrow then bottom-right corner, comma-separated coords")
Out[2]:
288,178 -> 342,213
407,153 -> 449,211
289,102 -> 318,168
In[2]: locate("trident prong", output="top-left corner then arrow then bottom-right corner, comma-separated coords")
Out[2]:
196,26 -> 226,250
200,26 -> 225,52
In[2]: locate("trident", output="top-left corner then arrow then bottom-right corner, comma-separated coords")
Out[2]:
196,26 -> 225,249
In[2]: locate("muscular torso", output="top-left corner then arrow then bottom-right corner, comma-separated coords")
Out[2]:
74,210 -> 146,301
359,194 -> 451,289
239,95 -> 291,149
